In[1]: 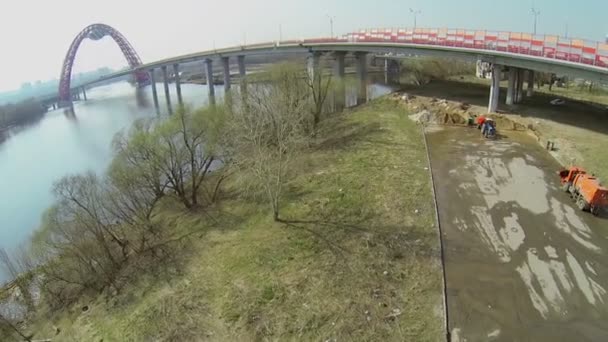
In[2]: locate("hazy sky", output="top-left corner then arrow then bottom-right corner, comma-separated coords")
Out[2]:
1,0 -> 607,91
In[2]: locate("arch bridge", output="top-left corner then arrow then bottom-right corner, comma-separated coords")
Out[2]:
57,25 -> 608,113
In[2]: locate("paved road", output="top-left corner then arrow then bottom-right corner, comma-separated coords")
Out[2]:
427,126 -> 608,342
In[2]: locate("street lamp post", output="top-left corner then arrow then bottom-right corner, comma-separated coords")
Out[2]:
409,8 -> 422,29
531,7 -> 541,34
326,15 -> 335,38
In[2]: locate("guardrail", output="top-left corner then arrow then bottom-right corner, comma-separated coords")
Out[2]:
342,28 -> 608,68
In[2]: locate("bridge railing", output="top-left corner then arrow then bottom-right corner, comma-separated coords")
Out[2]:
340,28 -> 608,68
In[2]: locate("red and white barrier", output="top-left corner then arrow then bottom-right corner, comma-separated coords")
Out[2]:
340,28 -> 608,69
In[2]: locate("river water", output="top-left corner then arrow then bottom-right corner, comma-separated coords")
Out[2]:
0,78 -> 393,282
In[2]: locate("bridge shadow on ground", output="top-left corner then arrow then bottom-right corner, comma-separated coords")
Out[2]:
400,79 -> 608,136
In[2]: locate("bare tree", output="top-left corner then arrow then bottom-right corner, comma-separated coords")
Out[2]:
306,59 -> 333,129
228,63 -> 312,221
0,246 -> 35,312
111,119 -> 168,202
170,105 -> 222,208
32,174 -> 131,304
114,107 -> 224,210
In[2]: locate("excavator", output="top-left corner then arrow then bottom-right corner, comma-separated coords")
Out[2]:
559,166 -> 608,216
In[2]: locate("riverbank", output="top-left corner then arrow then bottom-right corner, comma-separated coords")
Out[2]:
21,98 -> 444,341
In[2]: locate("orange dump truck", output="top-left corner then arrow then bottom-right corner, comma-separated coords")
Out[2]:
559,167 -> 608,215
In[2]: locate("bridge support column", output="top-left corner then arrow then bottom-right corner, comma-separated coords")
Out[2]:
162,65 -> 172,114
173,64 -> 183,106
488,64 -> 501,113
513,69 -> 520,104
515,69 -> 525,103
385,59 -> 400,84
355,52 -> 368,105
205,58 -> 216,105
237,55 -> 246,78
526,70 -> 535,97
333,51 -> 346,111
221,57 -> 231,92
506,67 -> 516,105
82,87 -> 87,101
149,69 -> 159,109
237,55 -> 247,97
307,52 -> 321,81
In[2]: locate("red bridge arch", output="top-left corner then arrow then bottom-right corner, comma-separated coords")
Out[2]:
58,23 -> 149,103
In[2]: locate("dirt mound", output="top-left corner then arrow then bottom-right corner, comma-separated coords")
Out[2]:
486,114 -> 527,131
393,91 -> 528,131
408,109 -> 468,125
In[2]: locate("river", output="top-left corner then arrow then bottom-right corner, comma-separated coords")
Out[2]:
0,78 -> 393,282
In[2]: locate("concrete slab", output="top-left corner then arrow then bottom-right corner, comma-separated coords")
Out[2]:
427,126 -> 608,342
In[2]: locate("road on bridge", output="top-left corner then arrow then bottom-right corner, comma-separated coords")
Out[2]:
426,126 -> 608,342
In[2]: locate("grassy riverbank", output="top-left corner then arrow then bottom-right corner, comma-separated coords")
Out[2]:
26,99 -> 443,341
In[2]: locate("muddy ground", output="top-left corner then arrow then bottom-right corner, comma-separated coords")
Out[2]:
427,126 -> 608,342
397,79 -> 608,184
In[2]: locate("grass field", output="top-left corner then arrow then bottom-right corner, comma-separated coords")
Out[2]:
29,99 -> 444,341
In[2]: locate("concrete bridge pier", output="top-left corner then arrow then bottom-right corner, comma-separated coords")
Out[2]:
221,57 -> 231,92
515,69 -> 525,103
333,51 -> 346,111
237,55 -> 246,79
162,65 -> 172,114
82,87 -> 87,101
173,63 -> 183,105
307,52 -> 321,81
149,69 -> 159,109
355,52 -> 368,105
488,64 -> 501,113
526,70 -> 535,97
384,59 -> 400,84
204,58 -> 215,105
506,67 -> 516,105
237,55 -> 247,97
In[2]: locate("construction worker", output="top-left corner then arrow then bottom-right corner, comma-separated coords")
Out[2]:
476,115 -> 487,129
482,118 -> 496,138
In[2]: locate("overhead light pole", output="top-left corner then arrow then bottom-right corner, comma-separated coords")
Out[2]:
531,7 -> 541,34
326,15 -> 335,38
409,8 -> 422,29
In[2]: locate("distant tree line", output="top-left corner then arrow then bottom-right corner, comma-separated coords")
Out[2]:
0,99 -> 45,129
